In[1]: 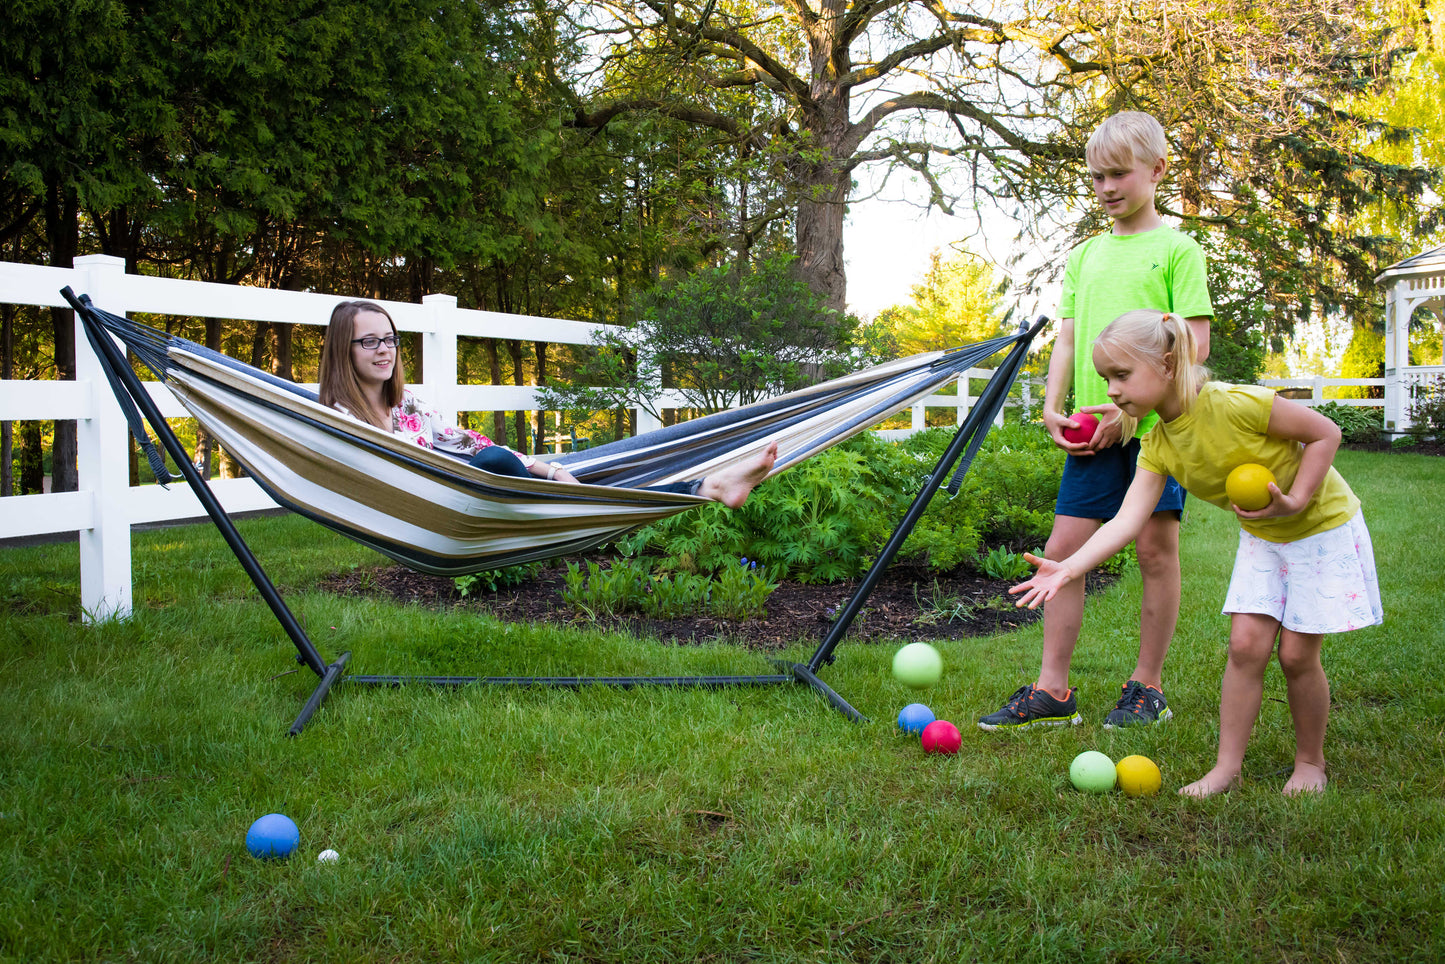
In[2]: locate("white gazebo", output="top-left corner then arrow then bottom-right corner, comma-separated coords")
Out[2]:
1377,243 -> 1445,435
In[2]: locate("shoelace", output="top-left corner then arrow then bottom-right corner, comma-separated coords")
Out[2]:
1120,682 -> 1148,714
1006,685 -> 1035,718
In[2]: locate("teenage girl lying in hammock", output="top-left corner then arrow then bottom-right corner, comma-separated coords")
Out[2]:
317,300 -> 777,507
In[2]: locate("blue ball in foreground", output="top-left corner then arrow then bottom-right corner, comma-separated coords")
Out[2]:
897,703 -> 936,734
246,813 -> 300,860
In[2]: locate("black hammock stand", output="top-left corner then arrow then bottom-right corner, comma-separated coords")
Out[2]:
64,286 -> 1047,734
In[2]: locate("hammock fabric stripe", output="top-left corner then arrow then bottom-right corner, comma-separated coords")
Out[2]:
91,304 -> 1028,575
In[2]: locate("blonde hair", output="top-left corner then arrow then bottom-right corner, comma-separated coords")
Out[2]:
1086,111 -> 1168,172
318,301 -> 405,430
1094,309 -> 1209,433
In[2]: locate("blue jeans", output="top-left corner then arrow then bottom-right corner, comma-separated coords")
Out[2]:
1054,438 -> 1185,520
468,447 -> 701,495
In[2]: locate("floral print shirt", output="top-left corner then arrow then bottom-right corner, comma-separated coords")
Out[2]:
341,389 -> 534,467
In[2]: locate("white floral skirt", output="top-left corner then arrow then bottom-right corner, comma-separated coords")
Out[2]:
1222,511 -> 1383,635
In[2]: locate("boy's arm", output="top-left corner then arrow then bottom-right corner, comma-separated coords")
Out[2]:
1233,395 -> 1342,521
1010,469 -> 1168,609
1044,317 -> 1095,453
1187,316 -> 1211,364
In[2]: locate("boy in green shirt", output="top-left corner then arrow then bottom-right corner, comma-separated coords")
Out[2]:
979,111 -> 1214,731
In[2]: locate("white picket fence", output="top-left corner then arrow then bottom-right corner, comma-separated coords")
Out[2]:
1258,376 -> 1386,406
0,256 -> 1015,622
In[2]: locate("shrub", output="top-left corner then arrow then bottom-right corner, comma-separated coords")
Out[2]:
558,556 -> 778,620
1407,375 -> 1445,441
619,423 -> 1064,583
1316,402 -> 1383,444
454,562 -> 543,597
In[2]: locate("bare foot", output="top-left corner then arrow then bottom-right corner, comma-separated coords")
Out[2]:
700,441 -> 779,508
1178,767 -> 1241,798
1283,761 -> 1327,796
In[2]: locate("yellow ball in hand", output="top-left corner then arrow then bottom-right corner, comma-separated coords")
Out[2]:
1115,754 -> 1162,796
1225,463 -> 1276,511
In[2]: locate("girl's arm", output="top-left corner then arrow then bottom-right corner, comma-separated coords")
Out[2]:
1010,469 -> 1168,609
1234,395 -> 1342,520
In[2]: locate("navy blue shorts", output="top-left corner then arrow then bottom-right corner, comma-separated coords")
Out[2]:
1054,438 -> 1185,521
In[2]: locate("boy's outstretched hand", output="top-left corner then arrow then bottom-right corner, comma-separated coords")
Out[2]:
1008,553 -> 1075,609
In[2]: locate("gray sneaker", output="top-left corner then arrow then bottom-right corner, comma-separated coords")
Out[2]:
1103,680 -> 1173,728
978,684 -> 1082,731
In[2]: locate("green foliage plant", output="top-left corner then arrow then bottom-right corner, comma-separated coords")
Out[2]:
559,556 -> 777,621
540,255 -> 861,419
709,559 -> 780,620
1406,375 -> 1445,441
626,424 -> 1065,584
979,546 -> 1034,580
1316,402 -> 1384,444
454,562 -> 543,598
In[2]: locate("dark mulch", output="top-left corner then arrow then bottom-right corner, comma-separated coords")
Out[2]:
319,560 -> 1119,652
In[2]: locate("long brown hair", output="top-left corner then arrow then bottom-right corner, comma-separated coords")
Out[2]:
318,301 -> 406,430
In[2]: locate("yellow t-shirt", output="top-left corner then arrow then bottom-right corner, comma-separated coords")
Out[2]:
1138,383 -> 1359,543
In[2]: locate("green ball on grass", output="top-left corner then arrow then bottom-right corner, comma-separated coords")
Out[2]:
892,643 -> 942,689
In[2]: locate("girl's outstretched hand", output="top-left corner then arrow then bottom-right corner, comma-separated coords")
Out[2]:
1008,553 -> 1074,610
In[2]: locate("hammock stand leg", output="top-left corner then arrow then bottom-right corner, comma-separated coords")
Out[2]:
800,315 -> 1048,690
67,290 -> 349,735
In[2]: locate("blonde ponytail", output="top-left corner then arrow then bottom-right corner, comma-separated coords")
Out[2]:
1094,309 -> 1211,421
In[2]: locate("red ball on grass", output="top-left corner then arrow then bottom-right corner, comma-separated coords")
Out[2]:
920,719 -> 962,754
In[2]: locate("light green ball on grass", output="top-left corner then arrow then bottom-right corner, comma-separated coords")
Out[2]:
892,642 -> 942,689
1070,750 -> 1117,793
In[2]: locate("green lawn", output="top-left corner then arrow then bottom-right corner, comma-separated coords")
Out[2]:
1,449 -> 1442,963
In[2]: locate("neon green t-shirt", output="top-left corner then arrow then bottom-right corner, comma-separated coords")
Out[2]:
1059,226 -> 1214,436
1138,383 -> 1360,543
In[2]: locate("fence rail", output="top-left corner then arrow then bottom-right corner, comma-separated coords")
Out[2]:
1258,376 -> 1386,407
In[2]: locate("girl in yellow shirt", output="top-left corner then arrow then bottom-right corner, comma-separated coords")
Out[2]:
1012,309 -> 1382,796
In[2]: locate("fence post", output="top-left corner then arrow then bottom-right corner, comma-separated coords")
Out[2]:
956,373 -> 971,425
74,254 -> 133,622
421,293 -> 459,418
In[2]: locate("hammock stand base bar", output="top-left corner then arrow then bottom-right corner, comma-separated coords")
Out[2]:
323,661 -> 866,726
65,287 -> 1044,736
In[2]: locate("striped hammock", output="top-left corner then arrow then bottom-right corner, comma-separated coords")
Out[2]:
74,294 -> 1035,576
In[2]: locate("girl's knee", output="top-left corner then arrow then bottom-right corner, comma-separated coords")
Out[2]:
469,446 -> 529,477
1226,630 -> 1275,671
1277,632 -> 1325,679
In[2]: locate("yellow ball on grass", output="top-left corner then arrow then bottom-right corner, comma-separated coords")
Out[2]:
1115,754 -> 1163,797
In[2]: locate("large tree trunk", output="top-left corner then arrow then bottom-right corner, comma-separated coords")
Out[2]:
793,0 -> 851,313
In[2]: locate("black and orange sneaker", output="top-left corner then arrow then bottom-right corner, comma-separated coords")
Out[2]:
978,684 -> 1082,731
1103,680 -> 1172,729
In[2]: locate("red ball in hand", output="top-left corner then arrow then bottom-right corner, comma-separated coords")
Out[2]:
920,719 -> 962,754
1062,412 -> 1099,445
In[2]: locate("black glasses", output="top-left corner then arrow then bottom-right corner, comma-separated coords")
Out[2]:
351,334 -> 400,350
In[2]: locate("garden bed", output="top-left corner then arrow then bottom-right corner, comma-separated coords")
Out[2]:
320,560 -> 1118,650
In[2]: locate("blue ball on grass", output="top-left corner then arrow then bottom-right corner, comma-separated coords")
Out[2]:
246,813 -> 300,860
897,702 -> 936,734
